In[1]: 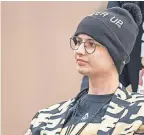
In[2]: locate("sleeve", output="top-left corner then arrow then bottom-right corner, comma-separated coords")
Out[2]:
24,112 -> 40,135
135,102 -> 144,134
24,101 -> 67,135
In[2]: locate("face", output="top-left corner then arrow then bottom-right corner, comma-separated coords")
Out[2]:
73,34 -> 115,76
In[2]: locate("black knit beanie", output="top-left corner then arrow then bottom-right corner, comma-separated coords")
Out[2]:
74,3 -> 142,74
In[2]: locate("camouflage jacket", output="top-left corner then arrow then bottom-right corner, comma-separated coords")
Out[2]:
25,83 -> 144,135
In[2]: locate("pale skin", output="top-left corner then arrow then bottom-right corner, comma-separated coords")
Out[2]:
74,34 -> 119,95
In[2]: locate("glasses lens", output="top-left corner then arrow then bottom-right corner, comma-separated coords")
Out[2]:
70,36 -> 79,50
70,36 -> 97,54
85,40 -> 96,54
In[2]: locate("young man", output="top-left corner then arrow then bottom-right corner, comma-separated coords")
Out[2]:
25,3 -> 144,135
81,1 -> 144,93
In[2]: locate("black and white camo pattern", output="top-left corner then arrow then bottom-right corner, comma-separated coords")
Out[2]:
25,83 -> 144,135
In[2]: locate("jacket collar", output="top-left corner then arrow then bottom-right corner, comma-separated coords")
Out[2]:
97,83 -> 132,134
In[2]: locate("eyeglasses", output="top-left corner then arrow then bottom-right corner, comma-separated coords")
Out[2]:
70,36 -> 101,54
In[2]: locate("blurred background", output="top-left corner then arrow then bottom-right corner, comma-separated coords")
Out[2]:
1,2 -> 107,135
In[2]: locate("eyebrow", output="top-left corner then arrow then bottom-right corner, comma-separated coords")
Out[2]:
77,36 -> 93,40
77,36 -> 102,45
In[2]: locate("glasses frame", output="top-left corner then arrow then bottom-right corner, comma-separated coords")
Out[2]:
70,36 -> 101,54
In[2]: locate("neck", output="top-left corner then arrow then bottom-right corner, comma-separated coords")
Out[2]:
88,70 -> 119,95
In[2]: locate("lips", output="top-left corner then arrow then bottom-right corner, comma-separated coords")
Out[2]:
76,59 -> 88,66
77,59 -> 88,63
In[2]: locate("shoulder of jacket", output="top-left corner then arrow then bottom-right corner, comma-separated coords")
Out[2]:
37,98 -> 74,114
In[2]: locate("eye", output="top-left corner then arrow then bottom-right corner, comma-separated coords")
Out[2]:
89,41 -> 94,46
76,40 -> 81,45
73,37 -> 81,45
86,40 -> 95,48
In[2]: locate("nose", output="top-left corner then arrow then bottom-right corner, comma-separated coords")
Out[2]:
75,43 -> 86,55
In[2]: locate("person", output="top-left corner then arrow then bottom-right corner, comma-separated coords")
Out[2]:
80,1 -> 144,93
25,3 -> 144,135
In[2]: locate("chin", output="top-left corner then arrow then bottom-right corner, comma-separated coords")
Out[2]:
77,66 -> 89,76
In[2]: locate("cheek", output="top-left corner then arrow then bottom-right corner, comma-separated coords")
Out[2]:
74,51 -> 77,60
88,50 -> 111,67
89,51 -> 103,63
88,53 -> 100,67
